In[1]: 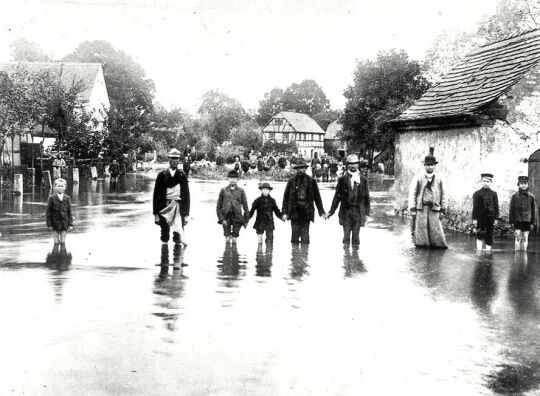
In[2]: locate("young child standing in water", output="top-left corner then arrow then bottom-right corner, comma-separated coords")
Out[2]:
216,170 -> 249,242
472,173 -> 499,251
509,176 -> 537,251
46,178 -> 74,244
249,182 -> 283,244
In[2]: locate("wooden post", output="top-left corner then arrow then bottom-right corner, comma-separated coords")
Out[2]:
42,170 -> 52,189
72,168 -> 79,183
104,164 -> 110,177
90,166 -> 98,180
28,168 -> 35,186
13,174 -> 23,195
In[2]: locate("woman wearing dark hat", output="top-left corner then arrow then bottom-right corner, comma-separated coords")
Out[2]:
509,176 -> 537,251
216,170 -> 250,242
282,160 -> 326,244
407,149 -> 448,249
248,182 -> 283,244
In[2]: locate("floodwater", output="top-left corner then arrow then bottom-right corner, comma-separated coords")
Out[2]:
1,172 -> 540,395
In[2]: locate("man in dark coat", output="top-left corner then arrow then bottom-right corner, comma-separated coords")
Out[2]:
153,148 -> 190,244
327,154 -> 370,246
472,173 -> 499,251
282,160 -> 326,244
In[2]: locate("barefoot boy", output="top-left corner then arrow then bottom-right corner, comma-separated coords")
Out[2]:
46,178 -> 73,244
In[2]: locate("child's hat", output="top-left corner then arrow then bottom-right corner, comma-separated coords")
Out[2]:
168,148 -> 181,158
518,175 -> 529,184
259,182 -> 273,190
480,173 -> 493,179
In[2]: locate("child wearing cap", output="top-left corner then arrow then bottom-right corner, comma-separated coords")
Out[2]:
472,173 -> 499,251
509,176 -> 537,251
248,182 -> 284,244
216,170 -> 250,242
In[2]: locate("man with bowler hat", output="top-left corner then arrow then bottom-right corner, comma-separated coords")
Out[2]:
153,148 -> 190,245
282,160 -> 326,244
408,148 -> 448,249
327,154 -> 370,246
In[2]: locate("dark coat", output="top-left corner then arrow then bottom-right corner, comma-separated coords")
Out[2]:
472,188 -> 499,220
46,193 -> 73,231
249,195 -> 282,231
509,190 -> 536,224
328,173 -> 370,226
152,169 -> 190,216
109,163 -> 120,177
282,173 -> 325,222
216,185 -> 250,224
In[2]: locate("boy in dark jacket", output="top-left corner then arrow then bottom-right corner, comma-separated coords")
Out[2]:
249,182 -> 283,244
472,173 -> 499,251
46,178 -> 74,244
509,176 -> 537,251
217,170 -> 249,242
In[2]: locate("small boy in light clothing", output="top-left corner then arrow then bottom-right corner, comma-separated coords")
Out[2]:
249,182 -> 283,244
46,178 -> 74,244
216,170 -> 249,242
509,176 -> 537,251
472,173 -> 499,251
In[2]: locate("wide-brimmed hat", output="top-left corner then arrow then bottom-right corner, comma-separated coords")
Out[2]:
346,154 -> 359,164
168,148 -> 181,158
259,182 -> 273,190
227,170 -> 239,178
293,160 -> 309,169
518,175 -> 529,184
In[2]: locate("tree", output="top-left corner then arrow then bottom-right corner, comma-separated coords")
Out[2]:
197,90 -> 246,144
342,50 -> 429,164
282,79 -> 330,116
256,88 -> 285,126
312,108 -> 341,131
10,38 -> 50,62
56,108 -> 107,160
63,40 -> 155,155
230,120 -> 263,153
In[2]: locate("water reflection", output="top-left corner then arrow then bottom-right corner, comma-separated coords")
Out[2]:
255,243 -> 273,277
290,244 -> 309,280
217,242 -> 247,285
343,246 -> 366,278
508,253 -> 538,316
45,243 -> 72,303
153,244 -> 187,332
470,252 -> 497,314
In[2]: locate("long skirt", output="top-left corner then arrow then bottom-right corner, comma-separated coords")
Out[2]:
414,206 -> 448,248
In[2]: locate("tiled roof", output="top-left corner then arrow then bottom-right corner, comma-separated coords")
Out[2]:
325,120 -> 342,139
264,111 -> 325,134
0,62 -> 102,101
395,29 -> 540,123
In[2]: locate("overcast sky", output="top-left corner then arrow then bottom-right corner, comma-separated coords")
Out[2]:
0,0 -> 500,113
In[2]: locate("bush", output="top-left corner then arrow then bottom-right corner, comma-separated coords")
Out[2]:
215,144 -> 246,164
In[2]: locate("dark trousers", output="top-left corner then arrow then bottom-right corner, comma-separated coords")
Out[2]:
257,226 -> 274,242
159,217 -> 181,243
343,209 -> 362,245
223,221 -> 242,237
477,218 -> 495,246
291,219 -> 310,244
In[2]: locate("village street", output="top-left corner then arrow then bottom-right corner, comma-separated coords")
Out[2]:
0,172 -> 539,395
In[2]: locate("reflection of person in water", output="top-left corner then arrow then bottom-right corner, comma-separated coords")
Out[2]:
290,244 -> 309,279
508,252 -> 538,315
45,243 -> 72,303
255,243 -> 273,277
153,244 -> 186,332
343,246 -> 366,277
217,242 -> 245,280
470,252 -> 497,313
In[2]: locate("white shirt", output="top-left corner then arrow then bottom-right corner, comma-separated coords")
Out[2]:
169,168 -> 176,177
57,193 -> 64,201
348,170 -> 361,187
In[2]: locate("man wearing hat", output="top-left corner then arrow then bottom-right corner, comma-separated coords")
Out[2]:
408,149 -> 448,248
472,173 -> 499,251
248,182 -> 283,244
282,159 -> 326,244
153,148 -> 190,245
216,170 -> 250,242
327,154 -> 370,246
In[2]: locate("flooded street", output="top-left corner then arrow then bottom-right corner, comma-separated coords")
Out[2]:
1,172 -> 540,395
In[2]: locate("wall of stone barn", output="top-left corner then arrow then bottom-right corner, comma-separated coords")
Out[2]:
394,127 -> 482,212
